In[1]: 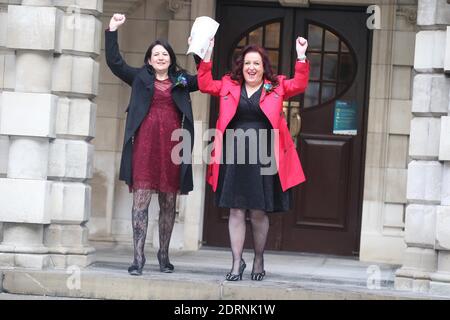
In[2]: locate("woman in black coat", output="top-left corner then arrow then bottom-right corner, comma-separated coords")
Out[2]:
105,14 -> 198,275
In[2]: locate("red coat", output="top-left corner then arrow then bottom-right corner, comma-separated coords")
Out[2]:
197,60 -> 310,192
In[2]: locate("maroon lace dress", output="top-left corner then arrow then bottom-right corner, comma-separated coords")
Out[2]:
131,78 -> 181,193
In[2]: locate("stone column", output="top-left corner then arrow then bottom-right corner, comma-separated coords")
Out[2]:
0,2 -> 61,269
395,0 -> 450,294
0,1 -> 17,248
0,0 -> 102,269
429,21 -> 450,294
45,0 -> 102,268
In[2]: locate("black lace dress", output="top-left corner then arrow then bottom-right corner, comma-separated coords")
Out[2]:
215,84 -> 291,213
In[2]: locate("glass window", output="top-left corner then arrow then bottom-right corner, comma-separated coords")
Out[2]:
309,53 -> 321,81
321,84 -> 336,103
265,23 -> 280,48
304,82 -> 320,108
248,27 -> 263,46
237,37 -> 247,47
267,50 -> 279,74
323,54 -> 338,81
308,24 -> 323,51
324,30 -> 339,52
231,22 -> 356,109
303,24 -> 356,108
232,22 -> 282,75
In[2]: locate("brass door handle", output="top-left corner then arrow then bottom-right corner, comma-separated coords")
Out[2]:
290,113 -> 301,138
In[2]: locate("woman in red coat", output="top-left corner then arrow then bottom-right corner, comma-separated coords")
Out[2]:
198,38 -> 310,281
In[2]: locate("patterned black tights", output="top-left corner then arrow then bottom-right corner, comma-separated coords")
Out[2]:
157,192 -> 176,269
131,190 -> 151,268
131,190 -> 176,270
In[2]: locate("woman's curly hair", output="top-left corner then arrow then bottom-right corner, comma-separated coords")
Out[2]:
229,45 -> 279,87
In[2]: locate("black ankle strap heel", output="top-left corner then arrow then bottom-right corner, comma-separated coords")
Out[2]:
157,250 -> 174,273
226,259 -> 246,281
128,256 -> 146,276
251,270 -> 266,281
251,258 -> 265,281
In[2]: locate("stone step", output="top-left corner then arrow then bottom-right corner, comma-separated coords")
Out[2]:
0,267 -> 447,300
1,247 -> 449,300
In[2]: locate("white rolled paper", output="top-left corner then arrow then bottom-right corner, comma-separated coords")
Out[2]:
187,16 -> 220,59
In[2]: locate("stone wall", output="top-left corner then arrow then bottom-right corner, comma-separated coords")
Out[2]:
0,0 -> 101,268
395,0 -> 450,295
358,2 -> 417,264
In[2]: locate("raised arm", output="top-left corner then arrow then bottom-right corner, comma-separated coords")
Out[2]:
184,36 -> 200,92
105,14 -> 141,86
197,38 -> 222,96
283,37 -> 310,99
186,73 -> 199,92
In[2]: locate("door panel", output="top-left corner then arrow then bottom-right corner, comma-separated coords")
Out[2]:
297,135 -> 351,230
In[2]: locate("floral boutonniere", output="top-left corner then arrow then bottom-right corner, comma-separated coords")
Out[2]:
263,83 -> 274,94
174,74 -> 188,88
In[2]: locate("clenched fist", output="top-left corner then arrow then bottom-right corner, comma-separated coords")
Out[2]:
296,37 -> 308,58
109,13 -> 126,31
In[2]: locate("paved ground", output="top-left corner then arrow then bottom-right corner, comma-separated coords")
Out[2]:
0,244 -> 448,300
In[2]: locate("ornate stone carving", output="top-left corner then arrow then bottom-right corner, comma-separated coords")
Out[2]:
167,0 -> 191,13
396,6 -> 418,26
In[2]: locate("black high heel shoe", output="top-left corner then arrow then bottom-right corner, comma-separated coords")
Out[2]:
157,250 -> 174,273
128,256 -> 146,276
225,259 -> 246,281
251,259 -> 265,281
251,270 -> 266,281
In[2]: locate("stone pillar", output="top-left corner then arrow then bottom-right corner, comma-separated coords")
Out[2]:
45,0 -> 102,268
0,3 -> 61,269
0,1 -> 17,248
359,2 -> 414,264
395,0 -> 450,294
0,0 -> 102,269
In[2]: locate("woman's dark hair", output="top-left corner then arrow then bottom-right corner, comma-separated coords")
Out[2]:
144,39 -> 185,75
229,45 -> 279,86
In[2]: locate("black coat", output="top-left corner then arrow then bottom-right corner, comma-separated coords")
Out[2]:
105,30 -> 199,194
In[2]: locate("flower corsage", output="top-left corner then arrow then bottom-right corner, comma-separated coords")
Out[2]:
263,83 -> 274,94
174,74 -> 188,87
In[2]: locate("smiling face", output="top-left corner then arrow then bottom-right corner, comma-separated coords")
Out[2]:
242,51 -> 264,86
148,44 -> 171,73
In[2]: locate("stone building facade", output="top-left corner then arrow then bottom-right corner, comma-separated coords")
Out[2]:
0,0 -> 449,295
